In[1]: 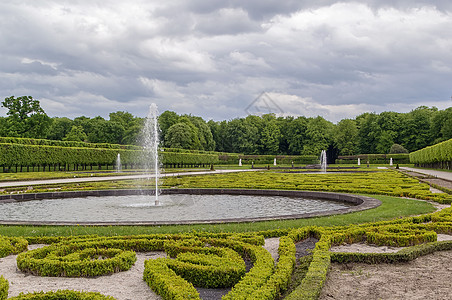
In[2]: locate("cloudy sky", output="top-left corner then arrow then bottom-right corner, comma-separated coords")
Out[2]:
1,0 -> 451,122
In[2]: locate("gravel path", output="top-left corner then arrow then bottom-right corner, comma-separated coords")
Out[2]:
400,167 -> 452,182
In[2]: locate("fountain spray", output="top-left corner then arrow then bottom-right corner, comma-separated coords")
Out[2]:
143,103 -> 161,206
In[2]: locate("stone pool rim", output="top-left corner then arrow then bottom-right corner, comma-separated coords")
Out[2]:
0,189 -> 381,226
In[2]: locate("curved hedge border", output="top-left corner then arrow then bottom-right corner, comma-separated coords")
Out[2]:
0,237 -> 28,258
16,243 -> 136,277
284,207 -> 452,299
8,290 -> 115,300
4,205 -> 452,299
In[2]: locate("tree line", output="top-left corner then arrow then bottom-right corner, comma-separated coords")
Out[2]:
1,96 -> 451,156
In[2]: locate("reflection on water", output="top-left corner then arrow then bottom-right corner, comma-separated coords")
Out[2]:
0,194 -> 352,222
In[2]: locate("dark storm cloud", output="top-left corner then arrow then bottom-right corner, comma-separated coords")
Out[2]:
0,0 -> 451,122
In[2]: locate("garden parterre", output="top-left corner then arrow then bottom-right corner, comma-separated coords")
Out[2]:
1,205 -> 452,299
161,169 -> 452,204
1,169 -> 452,299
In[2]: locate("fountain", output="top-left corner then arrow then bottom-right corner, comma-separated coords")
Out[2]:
273,158 -> 277,166
390,157 -> 393,166
142,103 -> 161,206
0,189 -> 380,224
239,159 -> 242,166
358,158 -> 361,166
320,150 -> 327,173
116,153 -> 121,173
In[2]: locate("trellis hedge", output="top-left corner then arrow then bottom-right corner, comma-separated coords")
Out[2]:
0,137 -> 316,171
0,137 -> 140,150
0,143 -> 219,171
410,138 -> 452,170
218,154 -> 318,165
335,153 -> 410,164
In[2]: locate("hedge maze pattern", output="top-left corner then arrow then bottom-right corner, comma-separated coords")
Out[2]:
2,204 -> 452,300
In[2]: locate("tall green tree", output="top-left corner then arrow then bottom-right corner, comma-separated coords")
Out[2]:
302,116 -> 334,155
63,125 -> 87,142
47,117 -> 73,140
164,120 -> 201,150
282,116 -> 308,155
401,106 -> 436,151
334,119 -> 358,155
159,111 -> 180,142
1,96 -> 51,138
186,115 -> 216,151
357,113 -> 380,154
258,114 -> 281,155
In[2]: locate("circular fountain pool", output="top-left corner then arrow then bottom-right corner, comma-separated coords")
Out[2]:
0,189 -> 381,225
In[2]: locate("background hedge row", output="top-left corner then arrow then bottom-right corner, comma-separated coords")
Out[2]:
335,153 -> 410,164
409,138 -> 452,169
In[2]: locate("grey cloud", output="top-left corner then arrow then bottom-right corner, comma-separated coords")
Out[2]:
0,1 -> 451,122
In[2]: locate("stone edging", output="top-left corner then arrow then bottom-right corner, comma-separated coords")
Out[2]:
0,189 -> 381,226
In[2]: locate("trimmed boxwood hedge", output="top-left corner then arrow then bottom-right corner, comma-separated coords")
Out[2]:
0,276 -> 7,300
0,236 -> 28,258
5,202 -> 452,299
7,290 -> 116,300
16,243 -> 137,277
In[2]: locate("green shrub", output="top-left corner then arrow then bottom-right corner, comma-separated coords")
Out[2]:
143,258 -> 200,300
0,236 -> 28,258
247,236 -> 296,299
0,276 -> 8,300
16,243 -> 136,277
7,290 -> 115,299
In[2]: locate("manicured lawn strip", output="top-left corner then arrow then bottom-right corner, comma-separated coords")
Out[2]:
0,195 -> 435,237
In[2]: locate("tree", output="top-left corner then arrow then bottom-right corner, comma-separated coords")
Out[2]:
47,117 -> 73,140
1,96 -> 51,138
356,113 -> 380,154
258,114 -> 281,155
225,117 -> 260,154
159,111 -> 180,142
389,143 -> 409,154
281,116 -> 308,155
165,122 -> 200,149
86,117 -> 125,144
186,115 -> 215,151
63,125 -> 87,142
302,116 -> 334,155
334,119 -> 358,155
401,106 -> 436,151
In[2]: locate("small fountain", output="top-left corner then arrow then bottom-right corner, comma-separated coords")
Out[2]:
320,150 -> 327,173
116,153 -> 121,173
142,103 -> 161,206
358,158 -> 361,166
239,159 -> 242,166
390,157 -> 393,166
273,158 -> 277,166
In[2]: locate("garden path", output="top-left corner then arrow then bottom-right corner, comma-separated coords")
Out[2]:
400,167 -> 452,181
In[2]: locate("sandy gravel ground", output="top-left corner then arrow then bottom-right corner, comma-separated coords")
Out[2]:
322,234 -> 452,300
0,239 -> 281,300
